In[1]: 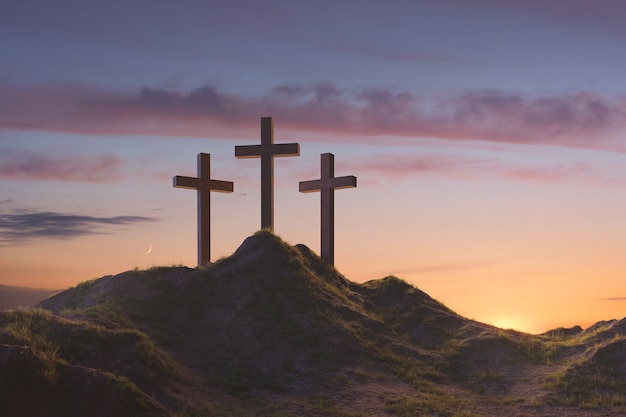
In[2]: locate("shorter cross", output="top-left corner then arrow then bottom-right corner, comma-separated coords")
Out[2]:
173,153 -> 233,265
235,117 -> 299,232
299,153 -> 356,265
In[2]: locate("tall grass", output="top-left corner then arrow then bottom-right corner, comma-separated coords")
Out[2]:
5,309 -> 67,380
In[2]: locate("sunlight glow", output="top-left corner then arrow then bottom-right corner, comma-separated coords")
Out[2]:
485,316 -> 535,334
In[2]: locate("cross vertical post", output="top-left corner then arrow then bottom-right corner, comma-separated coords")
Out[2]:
299,153 -> 357,265
260,118 -> 273,230
235,117 -> 300,231
173,153 -> 233,265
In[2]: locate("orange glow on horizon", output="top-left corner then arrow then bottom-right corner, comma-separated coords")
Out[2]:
483,316 -> 535,334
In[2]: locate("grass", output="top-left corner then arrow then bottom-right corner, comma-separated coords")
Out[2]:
132,263 -> 185,273
306,395 -> 365,417
67,299 -> 137,327
364,345 -> 481,416
61,278 -> 99,309
513,335 -> 561,364
386,395 -> 479,417
544,338 -> 626,410
3,305 -> 174,388
5,309 -> 67,381
544,366 -> 626,409
468,367 -> 506,385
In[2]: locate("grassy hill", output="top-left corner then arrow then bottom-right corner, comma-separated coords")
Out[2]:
1,230 -> 625,416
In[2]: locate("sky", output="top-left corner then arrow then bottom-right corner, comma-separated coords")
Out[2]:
2,0 -> 626,334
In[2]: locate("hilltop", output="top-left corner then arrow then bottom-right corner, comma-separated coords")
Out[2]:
1,230 -> 625,416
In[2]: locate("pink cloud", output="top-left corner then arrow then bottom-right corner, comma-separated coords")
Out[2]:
348,153 -> 622,185
349,154 -> 490,180
0,149 -> 125,183
502,162 -> 601,183
1,82 -> 626,151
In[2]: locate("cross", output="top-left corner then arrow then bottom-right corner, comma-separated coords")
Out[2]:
299,153 -> 357,265
173,153 -> 233,265
235,117 -> 300,231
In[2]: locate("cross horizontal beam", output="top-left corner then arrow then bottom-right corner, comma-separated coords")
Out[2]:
235,143 -> 300,158
173,176 -> 234,192
299,176 -> 357,193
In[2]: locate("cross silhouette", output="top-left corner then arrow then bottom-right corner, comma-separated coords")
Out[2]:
299,153 -> 357,265
235,117 -> 300,231
173,153 -> 233,265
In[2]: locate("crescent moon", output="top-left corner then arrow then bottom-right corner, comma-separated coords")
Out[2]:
144,244 -> 153,255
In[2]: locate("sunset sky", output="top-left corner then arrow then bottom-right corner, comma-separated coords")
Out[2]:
2,0 -> 626,333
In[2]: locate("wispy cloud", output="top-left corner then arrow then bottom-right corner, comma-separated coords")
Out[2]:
2,82 -> 626,152
602,297 -> 626,301
0,149 -> 125,182
502,162 -> 607,183
0,210 -> 157,243
329,42 -> 465,64
351,154 -> 489,180
392,259 -> 499,276
347,153 -> 622,185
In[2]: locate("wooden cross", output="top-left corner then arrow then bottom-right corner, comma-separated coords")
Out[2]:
235,117 -> 300,231
299,153 -> 357,265
173,153 -> 233,265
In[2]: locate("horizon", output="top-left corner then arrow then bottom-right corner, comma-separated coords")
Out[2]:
2,1 -> 626,334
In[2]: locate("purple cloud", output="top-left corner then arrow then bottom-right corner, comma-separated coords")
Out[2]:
0,210 -> 158,243
1,82 -> 626,151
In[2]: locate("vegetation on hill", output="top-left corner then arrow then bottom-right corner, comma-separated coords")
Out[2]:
1,230 -> 625,416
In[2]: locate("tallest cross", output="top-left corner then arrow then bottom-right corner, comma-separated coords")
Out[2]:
235,117 -> 300,231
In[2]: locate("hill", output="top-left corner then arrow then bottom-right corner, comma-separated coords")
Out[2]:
1,230 -> 625,416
